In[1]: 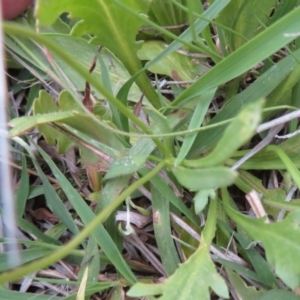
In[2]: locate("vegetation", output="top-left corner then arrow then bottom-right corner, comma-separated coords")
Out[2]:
3,0 -> 300,299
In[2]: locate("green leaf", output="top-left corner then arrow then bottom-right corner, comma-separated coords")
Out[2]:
172,166 -> 237,191
151,186 -> 180,276
128,244 -> 229,299
231,134 -> 300,170
9,110 -> 75,137
104,138 -> 155,180
137,40 -> 207,81
175,88 -> 216,166
13,139 -> 79,236
188,47 -> 300,157
36,145 -> 137,283
15,155 -> 29,217
184,100 -> 263,168
36,0 -> 161,108
220,0 -> 278,50
138,169 -> 199,226
0,248 -> 53,272
142,0 -> 230,69
193,189 -> 215,215
225,208 -> 300,289
258,290 -> 300,300
170,5 -> 300,108
226,268 -> 264,300
0,290 -> 63,300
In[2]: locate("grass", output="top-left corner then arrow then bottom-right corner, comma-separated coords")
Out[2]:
3,0 -> 300,299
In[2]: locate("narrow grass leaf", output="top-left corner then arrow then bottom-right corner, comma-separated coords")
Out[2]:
151,186 -> 180,276
0,290 -> 63,300
219,219 -> 278,287
188,48 -> 300,157
0,248 -> 53,272
231,135 -> 300,170
265,145 -> 300,189
37,145 -> 137,283
17,217 -> 61,245
175,89 -> 215,166
184,100 -> 263,167
13,138 -> 79,236
77,266 -> 88,300
15,154 -> 29,217
171,5 -> 300,108
138,168 -> 199,226
143,0 -> 230,69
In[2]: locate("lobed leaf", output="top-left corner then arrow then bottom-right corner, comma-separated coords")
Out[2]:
225,208 -> 300,289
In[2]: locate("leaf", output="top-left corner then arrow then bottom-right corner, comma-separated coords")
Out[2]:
0,248 -> 53,272
143,0 -> 230,70
258,290 -> 300,300
151,186 -> 180,276
15,155 -> 29,217
104,138 -> 156,180
184,99 -> 263,168
235,136 -> 300,170
76,266 -> 88,300
193,189 -> 215,214
188,47 -> 300,157
137,40 -> 207,81
172,166 -> 237,191
149,0 -> 188,40
226,268 -> 264,300
127,244 -> 228,299
189,100 -> 263,167
218,0 -> 278,50
175,88 -> 216,166
138,169 -> 199,226
9,110 -> 75,137
225,208 -> 300,289
33,90 -> 75,153
170,5 -> 300,108
36,145 -> 137,283
36,0 -> 161,108
7,26 -> 146,103
0,290 -> 63,300
31,208 -> 59,223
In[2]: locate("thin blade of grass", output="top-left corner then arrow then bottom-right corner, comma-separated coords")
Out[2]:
188,47 -> 300,157
175,88 -> 216,166
15,154 -> 29,217
170,5 -> 300,109
36,144 -> 137,283
152,186 -> 180,276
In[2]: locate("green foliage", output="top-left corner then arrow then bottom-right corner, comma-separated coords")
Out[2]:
4,0 -> 300,299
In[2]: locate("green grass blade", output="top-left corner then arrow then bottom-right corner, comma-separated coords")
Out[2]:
169,5 -> 300,109
183,100 -> 263,167
138,168 -> 199,226
36,144 -> 137,283
175,89 -> 215,166
188,47 -> 300,157
15,154 -> 29,217
0,290 -> 63,300
152,186 -> 180,276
